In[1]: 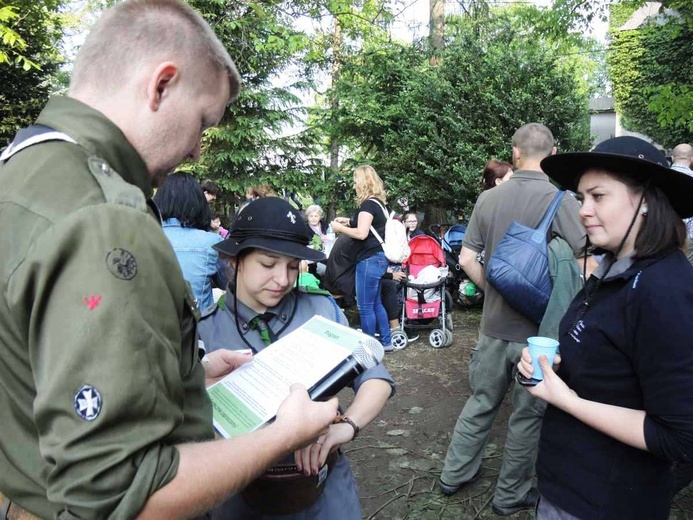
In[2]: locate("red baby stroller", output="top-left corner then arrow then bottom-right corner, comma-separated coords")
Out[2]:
391,235 -> 453,350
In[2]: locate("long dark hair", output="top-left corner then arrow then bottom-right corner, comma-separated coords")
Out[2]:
632,184 -> 686,258
154,172 -> 212,230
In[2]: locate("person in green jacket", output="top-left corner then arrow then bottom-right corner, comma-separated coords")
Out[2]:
0,1 -> 337,519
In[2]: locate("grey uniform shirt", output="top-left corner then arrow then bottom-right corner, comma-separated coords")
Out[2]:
464,169 -> 585,343
198,289 -> 395,395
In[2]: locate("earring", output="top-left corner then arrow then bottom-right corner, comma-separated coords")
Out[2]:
641,205 -> 648,215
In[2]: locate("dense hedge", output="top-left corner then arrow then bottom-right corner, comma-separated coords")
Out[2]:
608,5 -> 693,147
330,14 -> 592,216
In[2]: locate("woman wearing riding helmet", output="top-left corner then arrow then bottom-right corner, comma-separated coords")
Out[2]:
198,197 -> 394,520
517,136 -> 693,519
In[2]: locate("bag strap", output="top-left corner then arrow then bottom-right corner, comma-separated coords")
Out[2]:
367,198 -> 388,245
368,197 -> 390,220
370,225 -> 385,245
536,190 -> 565,234
1,124 -> 76,163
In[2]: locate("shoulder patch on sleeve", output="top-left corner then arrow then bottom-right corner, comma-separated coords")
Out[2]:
88,156 -> 147,212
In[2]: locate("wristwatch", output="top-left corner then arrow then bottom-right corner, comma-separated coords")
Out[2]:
334,414 -> 360,439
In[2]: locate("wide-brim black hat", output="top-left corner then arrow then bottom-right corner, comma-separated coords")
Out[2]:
213,197 -> 326,262
541,136 -> 693,218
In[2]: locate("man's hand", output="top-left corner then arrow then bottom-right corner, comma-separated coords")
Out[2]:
203,349 -> 253,387
274,384 -> 338,452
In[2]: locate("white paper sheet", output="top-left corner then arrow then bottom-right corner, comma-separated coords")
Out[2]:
207,315 -> 367,438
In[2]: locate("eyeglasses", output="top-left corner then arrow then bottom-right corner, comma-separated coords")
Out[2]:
404,220 -> 417,224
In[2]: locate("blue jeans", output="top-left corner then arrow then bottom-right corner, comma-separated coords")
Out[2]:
355,252 -> 391,346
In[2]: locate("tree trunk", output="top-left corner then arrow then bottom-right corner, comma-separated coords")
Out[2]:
421,205 -> 450,239
429,0 -> 445,67
326,15 -> 342,221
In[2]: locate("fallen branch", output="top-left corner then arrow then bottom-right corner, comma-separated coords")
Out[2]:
472,493 -> 494,520
344,444 -> 399,454
367,493 -> 406,520
362,475 -> 424,500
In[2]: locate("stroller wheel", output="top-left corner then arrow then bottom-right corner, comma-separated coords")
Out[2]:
429,329 -> 447,349
445,313 -> 454,331
445,290 -> 454,311
391,330 -> 409,350
444,329 -> 453,347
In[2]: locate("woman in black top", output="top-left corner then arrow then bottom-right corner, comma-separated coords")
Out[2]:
331,165 -> 392,351
518,137 -> 693,519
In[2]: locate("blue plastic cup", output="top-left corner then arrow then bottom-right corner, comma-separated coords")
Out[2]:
527,336 -> 559,381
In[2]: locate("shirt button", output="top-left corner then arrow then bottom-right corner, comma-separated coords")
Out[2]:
242,323 -> 248,331
281,314 -> 287,321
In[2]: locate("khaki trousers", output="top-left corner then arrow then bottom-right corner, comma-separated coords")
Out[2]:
441,332 -> 546,507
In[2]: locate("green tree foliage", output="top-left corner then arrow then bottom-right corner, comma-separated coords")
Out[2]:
0,0 -> 64,145
528,0 -> 692,146
0,5 -> 36,69
323,10 -> 592,217
186,0 -> 394,215
608,3 -> 693,147
185,0 -> 327,210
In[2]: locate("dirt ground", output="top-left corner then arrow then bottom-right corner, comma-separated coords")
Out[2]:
339,307 -> 693,520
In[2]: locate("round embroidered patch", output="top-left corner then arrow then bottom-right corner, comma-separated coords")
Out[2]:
74,385 -> 102,421
106,248 -> 137,280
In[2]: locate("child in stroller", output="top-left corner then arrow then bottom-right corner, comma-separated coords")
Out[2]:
391,235 -> 454,349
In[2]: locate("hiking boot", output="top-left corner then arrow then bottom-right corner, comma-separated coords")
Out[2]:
491,488 -> 539,516
438,466 -> 483,496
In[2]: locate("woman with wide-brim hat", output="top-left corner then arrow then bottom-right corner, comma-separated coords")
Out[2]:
517,136 -> 693,520
197,196 -> 395,520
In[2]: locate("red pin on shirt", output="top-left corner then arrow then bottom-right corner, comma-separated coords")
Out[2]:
84,295 -> 102,310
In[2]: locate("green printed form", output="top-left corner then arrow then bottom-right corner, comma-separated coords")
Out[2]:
303,317 -> 366,351
206,315 -> 355,438
208,384 -> 263,438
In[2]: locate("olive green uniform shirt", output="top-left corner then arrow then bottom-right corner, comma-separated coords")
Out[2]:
0,97 -> 213,519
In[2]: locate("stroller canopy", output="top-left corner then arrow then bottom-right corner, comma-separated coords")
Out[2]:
404,235 -> 446,276
442,224 -> 467,253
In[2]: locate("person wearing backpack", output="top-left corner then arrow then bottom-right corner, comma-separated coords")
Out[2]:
331,165 -> 395,351
439,124 -> 586,515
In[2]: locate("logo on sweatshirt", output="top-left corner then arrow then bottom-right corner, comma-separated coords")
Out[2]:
569,320 -> 586,343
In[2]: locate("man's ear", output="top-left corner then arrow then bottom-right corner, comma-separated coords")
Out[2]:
512,146 -> 520,163
550,146 -> 557,156
146,62 -> 180,111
